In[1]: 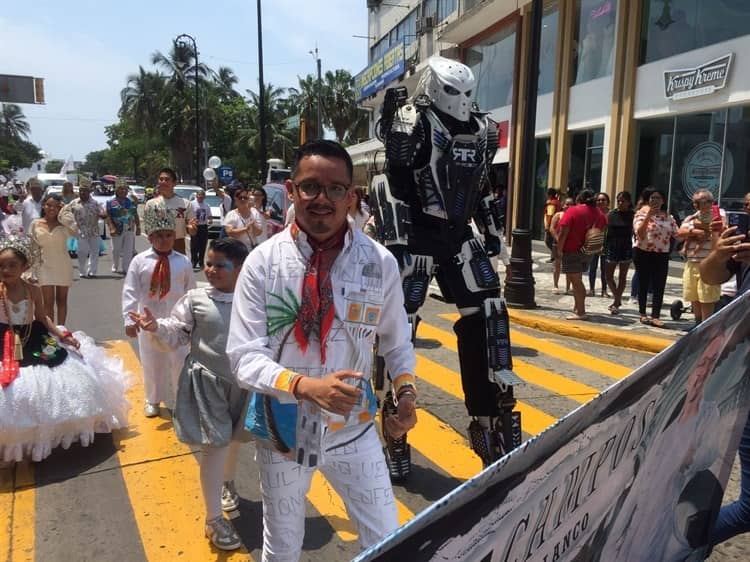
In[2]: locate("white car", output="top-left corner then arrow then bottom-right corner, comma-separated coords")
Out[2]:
128,185 -> 146,204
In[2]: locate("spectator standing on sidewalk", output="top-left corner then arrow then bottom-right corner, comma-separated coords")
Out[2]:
588,192 -> 610,297
249,187 -> 269,244
632,187 -> 679,327
557,189 -> 607,320
60,177 -> 106,278
189,189 -> 212,269
549,197 -> 573,294
145,168 -> 196,255
677,189 -> 724,325
107,178 -> 140,274
700,198 -> 750,548
21,178 -> 43,233
604,191 -> 634,314
543,188 -> 561,263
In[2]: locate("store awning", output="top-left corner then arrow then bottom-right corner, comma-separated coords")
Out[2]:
492,147 -> 510,165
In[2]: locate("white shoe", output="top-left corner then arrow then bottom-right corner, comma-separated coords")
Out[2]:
144,402 -> 160,417
112,265 -> 118,273
221,481 -> 240,512
205,516 -> 242,551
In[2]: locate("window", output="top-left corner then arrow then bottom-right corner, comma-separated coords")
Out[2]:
370,37 -> 389,62
635,107 -> 750,219
371,9 -> 418,62
465,24 -> 516,110
438,0 -> 457,21
572,0 -> 618,84
568,128 -> 605,197
538,1 -> 560,95
640,0 -> 750,65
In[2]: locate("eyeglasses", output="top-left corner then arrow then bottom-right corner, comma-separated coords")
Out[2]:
291,181 -> 350,202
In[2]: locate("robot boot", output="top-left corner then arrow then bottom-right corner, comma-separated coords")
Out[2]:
381,389 -> 411,482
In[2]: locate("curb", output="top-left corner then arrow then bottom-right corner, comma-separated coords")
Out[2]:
507,309 -> 676,354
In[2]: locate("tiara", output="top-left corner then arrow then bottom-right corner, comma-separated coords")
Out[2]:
0,233 -> 42,268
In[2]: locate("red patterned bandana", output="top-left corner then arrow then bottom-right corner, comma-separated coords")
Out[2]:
148,250 -> 171,300
293,223 -> 348,362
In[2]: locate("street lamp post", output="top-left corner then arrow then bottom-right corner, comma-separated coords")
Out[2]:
257,0 -> 268,182
175,33 -> 200,183
310,47 -> 323,139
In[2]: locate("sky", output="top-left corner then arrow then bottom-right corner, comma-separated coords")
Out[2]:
1,0 -> 369,162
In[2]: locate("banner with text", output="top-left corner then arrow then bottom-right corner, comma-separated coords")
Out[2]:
357,292 -> 750,562
355,41 -> 405,103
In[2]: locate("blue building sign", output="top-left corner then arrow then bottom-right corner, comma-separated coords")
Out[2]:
355,40 -> 405,103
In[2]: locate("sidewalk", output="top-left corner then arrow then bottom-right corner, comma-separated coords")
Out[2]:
502,242 -> 690,353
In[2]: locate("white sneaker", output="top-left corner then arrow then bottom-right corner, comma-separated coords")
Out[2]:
221,481 -> 240,512
112,265 -> 118,273
205,516 -> 242,551
144,402 -> 160,417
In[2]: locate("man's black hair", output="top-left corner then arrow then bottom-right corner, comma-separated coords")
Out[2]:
291,139 -> 353,181
547,188 -> 559,198
159,167 -> 178,182
209,237 -> 249,265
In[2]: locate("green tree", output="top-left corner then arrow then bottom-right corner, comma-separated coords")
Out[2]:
120,66 -> 165,152
323,69 -> 368,144
0,137 -> 41,177
45,159 -> 64,173
0,104 -> 31,140
288,74 -> 323,141
245,84 -> 296,165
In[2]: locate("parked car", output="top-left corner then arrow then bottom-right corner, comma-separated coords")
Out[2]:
174,185 -> 203,201
193,190 -> 224,239
263,183 -> 291,236
128,185 -> 146,204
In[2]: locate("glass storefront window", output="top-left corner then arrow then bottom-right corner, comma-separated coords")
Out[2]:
532,138 -> 552,238
640,0 -> 750,65
568,128 -> 605,198
572,0 -> 618,84
538,1 -> 560,95
635,106 -> 750,220
465,25 -> 516,110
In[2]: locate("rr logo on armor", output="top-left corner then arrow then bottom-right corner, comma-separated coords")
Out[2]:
452,147 -> 477,162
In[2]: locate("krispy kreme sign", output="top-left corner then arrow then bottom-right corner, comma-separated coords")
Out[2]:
664,53 -> 732,101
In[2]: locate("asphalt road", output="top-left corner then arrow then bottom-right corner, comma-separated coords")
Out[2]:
1,235 -> 748,561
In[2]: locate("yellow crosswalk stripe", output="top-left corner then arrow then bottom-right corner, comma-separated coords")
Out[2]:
415,354 -> 557,436
408,408 -> 483,480
417,321 -> 600,404
0,462 -> 35,562
439,313 -> 632,380
105,340 -> 252,562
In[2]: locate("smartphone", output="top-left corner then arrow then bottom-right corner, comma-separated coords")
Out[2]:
727,211 -> 750,239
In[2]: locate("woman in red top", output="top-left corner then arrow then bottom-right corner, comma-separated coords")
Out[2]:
632,187 -> 679,327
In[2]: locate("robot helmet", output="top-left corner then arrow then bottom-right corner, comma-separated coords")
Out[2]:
417,56 -> 476,122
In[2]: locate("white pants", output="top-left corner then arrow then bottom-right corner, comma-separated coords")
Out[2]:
77,235 -> 100,276
111,229 -> 136,273
256,425 -> 398,562
137,330 -> 186,407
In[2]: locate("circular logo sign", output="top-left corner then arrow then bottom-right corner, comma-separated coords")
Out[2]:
681,141 -> 733,199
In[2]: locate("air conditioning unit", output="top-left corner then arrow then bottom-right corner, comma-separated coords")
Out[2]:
367,0 -> 381,9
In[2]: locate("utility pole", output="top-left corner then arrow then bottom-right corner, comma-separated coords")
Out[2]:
257,0 -> 268,182
311,47 -> 323,140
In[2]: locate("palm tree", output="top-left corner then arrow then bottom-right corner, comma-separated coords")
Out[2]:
245,84 -> 296,164
0,104 -> 31,140
150,43 -> 210,179
323,69 -> 368,144
288,74 -> 323,140
213,66 -> 240,100
120,66 -> 165,151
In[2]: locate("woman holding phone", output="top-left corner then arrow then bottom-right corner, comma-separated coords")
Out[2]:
632,187 -> 679,327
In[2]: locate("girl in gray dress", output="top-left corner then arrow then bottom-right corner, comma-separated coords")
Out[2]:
129,238 -> 250,551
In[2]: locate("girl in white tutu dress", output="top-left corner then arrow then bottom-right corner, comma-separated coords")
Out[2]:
0,234 -> 131,462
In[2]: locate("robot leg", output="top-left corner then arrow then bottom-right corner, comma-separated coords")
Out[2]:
379,253 -> 434,482
454,300 -> 523,467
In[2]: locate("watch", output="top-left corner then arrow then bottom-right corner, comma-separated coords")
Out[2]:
395,390 -> 417,406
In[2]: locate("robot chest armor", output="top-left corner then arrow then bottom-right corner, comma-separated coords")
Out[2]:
415,112 -> 487,222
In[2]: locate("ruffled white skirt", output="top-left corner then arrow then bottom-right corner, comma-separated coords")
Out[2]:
0,331 -> 132,462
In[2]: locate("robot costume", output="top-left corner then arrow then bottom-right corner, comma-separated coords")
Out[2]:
370,57 -> 522,474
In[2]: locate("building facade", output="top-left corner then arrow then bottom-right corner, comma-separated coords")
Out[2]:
350,0 -> 750,239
